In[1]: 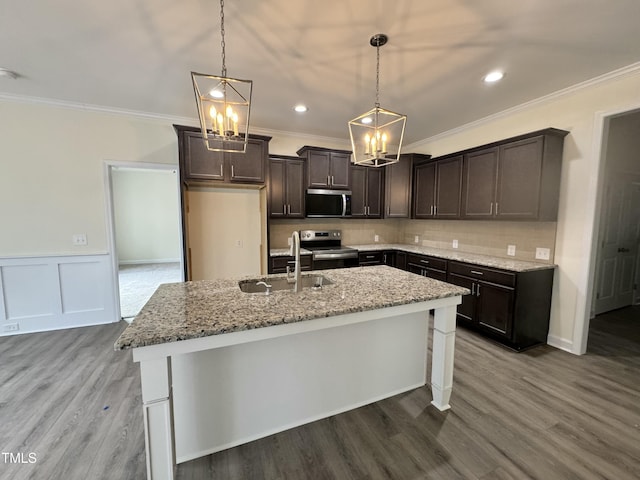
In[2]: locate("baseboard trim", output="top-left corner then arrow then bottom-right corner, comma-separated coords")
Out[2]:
547,334 -> 574,353
118,258 -> 180,266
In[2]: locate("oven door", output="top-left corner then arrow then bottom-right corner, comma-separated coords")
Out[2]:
312,251 -> 359,269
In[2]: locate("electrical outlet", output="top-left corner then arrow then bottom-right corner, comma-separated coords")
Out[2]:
452,239 -> 459,249
507,245 -> 516,256
374,234 -> 379,242
536,247 -> 551,260
3,323 -> 19,332
414,235 -> 419,243
72,234 -> 87,246
235,239 -> 243,248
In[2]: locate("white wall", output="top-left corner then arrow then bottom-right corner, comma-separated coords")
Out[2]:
112,168 -> 181,264
0,101 -> 179,256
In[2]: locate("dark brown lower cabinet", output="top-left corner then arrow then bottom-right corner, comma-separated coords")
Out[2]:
447,261 -> 554,351
359,251 -> 383,266
406,254 -> 447,281
269,255 -> 312,274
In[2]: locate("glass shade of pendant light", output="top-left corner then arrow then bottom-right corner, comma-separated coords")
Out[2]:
349,34 -> 406,167
191,0 -> 252,153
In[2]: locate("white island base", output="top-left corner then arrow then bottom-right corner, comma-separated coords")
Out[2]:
133,298 -> 460,480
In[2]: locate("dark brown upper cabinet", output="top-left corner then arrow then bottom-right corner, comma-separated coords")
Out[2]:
297,146 -> 351,190
413,156 -> 463,219
175,125 -> 271,185
458,128 -> 568,221
384,153 -> 430,218
268,155 -> 305,218
350,165 -> 384,218
462,147 -> 499,218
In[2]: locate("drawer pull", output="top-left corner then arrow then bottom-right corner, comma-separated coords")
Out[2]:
420,259 -> 429,264
366,255 -> 375,259
471,270 -> 484,275
471,284 -> 475,295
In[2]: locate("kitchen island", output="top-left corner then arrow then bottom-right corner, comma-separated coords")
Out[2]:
115,265 -> 468,480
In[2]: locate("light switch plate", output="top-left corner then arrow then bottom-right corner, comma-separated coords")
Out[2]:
507,245 -> 516,256
374,234 -> 379,242
414,235 -> 419,243
452,239 -> 459,249
536,247 -> 551,260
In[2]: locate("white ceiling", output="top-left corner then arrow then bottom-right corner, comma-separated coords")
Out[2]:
2,0 -> 639,144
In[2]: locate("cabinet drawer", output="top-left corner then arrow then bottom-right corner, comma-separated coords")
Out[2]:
406,254 -> 447,272
359,251 -> 384,265
270,255 -> 312,273
448,261 -> 515,287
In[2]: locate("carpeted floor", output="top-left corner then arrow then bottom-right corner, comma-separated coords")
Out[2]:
118,262 -> 182,319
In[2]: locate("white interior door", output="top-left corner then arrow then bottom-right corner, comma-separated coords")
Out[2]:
594,175 -> 640,314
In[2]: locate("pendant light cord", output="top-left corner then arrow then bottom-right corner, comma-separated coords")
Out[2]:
220,0 -> 227,77
375,40 -> 380,109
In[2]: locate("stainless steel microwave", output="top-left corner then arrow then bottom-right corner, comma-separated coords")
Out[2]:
305,189 -> 352,217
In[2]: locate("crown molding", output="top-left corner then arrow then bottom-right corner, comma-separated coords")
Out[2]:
406,61 -> 640,151
0,92 -> 351,147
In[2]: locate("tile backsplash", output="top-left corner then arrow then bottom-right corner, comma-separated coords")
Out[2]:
270,219 -> 557,263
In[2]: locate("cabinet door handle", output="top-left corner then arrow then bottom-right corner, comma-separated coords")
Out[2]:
434,205 -> 437,215
331,175 -> 334,185
328,175 -> 331,186
387,206 -> 390,215
220,164 -> 224,177
471,270 -> 484,275
490,202 -> 493,215
283,205 -> 287,215
495,202 -> 499,215
231,165 -> 235,177
430,205 -> 434,215
471,283 -> 475,295
476,284 -> 481,297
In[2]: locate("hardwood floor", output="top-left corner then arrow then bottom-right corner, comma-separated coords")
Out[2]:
1,307 -> 638,479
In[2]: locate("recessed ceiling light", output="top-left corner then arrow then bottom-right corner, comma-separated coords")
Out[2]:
483,71 -> 504,83
361,117 -> 373,124
294,104 -> 308,113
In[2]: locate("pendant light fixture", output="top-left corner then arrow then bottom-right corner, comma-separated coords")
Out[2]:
191,0 -> 252,153
348,34 -> 406,167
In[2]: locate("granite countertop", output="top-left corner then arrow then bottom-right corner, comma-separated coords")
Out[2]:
270,248 -> 313,257
114,265 -> 469,351
269,244 -> 553,272
349,244 -> 555,272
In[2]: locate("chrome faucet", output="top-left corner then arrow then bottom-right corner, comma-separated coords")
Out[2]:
288,230 -> 302,292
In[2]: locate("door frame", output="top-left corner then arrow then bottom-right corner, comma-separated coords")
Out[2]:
574,103 -> 640,354
103,160 -> 185,320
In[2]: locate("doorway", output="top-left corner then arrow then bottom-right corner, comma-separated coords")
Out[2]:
588,109 -> 640,345
105,162 -> 184,321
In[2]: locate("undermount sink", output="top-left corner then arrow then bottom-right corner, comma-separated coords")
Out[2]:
238,274 -> 333,294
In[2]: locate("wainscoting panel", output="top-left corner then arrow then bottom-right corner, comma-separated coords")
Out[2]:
0,254 -> 118,336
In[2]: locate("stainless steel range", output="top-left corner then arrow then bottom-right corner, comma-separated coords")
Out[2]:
300,230 -> 359,269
